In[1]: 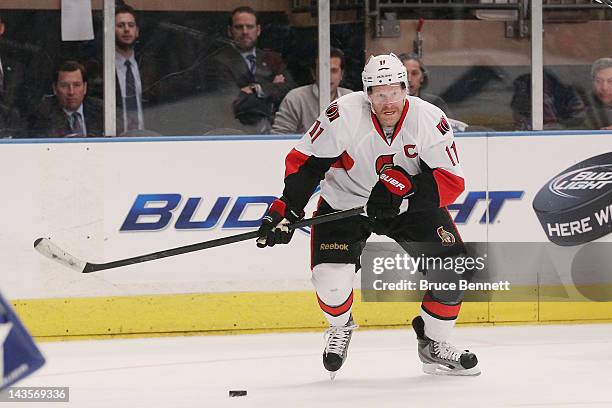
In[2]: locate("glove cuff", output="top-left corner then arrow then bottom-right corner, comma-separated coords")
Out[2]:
270,197 -> 304,223
379,166 -> 415,198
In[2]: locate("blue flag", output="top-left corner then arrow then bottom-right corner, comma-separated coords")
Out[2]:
0,292 -> 45,391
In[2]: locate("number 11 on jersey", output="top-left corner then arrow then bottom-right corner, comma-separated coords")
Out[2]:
445,141 -> 459,166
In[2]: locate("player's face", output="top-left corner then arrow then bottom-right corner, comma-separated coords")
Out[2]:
403,59 -> 423,96
593,67 -> 612,106
229,12 -> 260,51
53,70 -> 87,112
115,12 -> 139,49
369,84 -> 407,127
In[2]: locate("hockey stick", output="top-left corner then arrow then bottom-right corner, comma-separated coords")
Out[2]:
33,205 -> 365,274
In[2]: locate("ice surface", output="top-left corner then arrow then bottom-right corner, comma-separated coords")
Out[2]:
15,323 -> 612,407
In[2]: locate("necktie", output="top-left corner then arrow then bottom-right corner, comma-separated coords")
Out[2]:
124,60 -> 139,131
71,112 -> 84,136
246,54 -> 256,76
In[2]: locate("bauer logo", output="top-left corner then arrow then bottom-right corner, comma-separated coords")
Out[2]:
533,152 -> 612,246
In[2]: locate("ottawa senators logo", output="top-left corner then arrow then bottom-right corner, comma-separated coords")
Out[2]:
436,116 -> 450,135
325,102 -> 340,123
375,154 -> 395,175
437,226 -> 456,246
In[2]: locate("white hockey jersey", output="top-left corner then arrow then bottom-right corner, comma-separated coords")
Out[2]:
282,91 -> 465,213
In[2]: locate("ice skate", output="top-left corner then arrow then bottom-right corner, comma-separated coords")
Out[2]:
412,316 -> 480,376
323,315 -> 358,380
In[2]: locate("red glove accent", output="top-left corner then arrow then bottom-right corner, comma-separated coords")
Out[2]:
379,166 -> 415,198
268,197 -> 303,223
268,198 -> 287,218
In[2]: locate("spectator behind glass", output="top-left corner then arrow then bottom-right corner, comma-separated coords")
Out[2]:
398,52 -> 450,115
272,47 -> 352,135
204,6 -> 295,134
115,3 -> 145,135
511,70 -> 585,131
0,13 -> 26,137
583,58 -> 612,130
29,61 -> 103,138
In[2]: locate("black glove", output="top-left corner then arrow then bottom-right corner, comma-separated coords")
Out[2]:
366,166 -> 415,220
256,197 -> 304,248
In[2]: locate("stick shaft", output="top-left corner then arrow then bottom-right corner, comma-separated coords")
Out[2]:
82,206 -> 364,273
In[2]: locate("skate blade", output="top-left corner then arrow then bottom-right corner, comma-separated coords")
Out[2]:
330,371 -> 337,381
422,363 -> 481,377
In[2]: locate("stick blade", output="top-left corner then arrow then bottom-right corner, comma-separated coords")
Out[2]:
33,238 -> 87,273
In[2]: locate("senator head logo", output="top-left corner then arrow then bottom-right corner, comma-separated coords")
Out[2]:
437,226 -> 456,246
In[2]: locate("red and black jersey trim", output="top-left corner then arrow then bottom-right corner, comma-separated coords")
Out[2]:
285,148 -> 310,178
421,291 -> 461,321
317,290 -> 354,317
330,151 -> 355,170
433,168 -> 465,207
408,159 -> 465,212
370,99 -> 410,146
283,148 -> 338,211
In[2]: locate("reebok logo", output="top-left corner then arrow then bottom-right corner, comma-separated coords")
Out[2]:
320,243 -> 349,251
380,174 -> 405,191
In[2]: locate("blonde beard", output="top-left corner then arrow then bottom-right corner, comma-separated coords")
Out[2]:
369,98 -> 406,128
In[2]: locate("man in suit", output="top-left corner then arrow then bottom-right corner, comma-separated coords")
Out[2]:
115,3 -> 145,135
205,6 -> 294,134
29,61 -> 103,138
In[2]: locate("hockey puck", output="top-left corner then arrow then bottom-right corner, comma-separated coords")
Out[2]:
532,152 -> 612,246
229,390 -> 247,397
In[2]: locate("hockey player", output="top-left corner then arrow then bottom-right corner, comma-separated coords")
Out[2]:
257,53 -> 480,378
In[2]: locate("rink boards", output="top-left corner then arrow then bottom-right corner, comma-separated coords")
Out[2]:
1,132 -> 611,338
